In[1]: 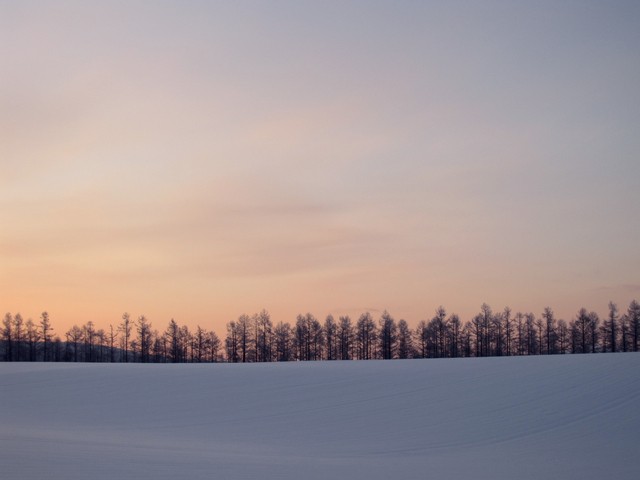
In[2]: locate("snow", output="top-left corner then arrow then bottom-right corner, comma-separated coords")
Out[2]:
1,354 -> 639,479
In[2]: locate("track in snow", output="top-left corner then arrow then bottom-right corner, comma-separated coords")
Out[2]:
1,354 -> 639,479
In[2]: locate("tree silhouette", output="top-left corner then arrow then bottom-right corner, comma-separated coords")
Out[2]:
602,302 -> 618,353
255,310 -> 273,362
542,307 -> 556,355
225,320 -> 240,363
274,321 -> 293,362
629,300 -> 640,352
2,313 -> 13,361
378,311 -> 397,360
397,319 -> 413,359
119,313 -> 132,363
136,316 -> 152,363
338,316 -> 353,360
2,300 -> 640,364
40,312 -> 53,362
324,315 -> 338,361
66,325 -> 83,362
356,312 -> 376,360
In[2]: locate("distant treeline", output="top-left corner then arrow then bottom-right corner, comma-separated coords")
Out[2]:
1,301 -> 640,363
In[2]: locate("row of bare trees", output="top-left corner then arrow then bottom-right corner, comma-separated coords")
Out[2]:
0,313 -> 221,363
2,300 -> 639,363
223,301 -> 640,362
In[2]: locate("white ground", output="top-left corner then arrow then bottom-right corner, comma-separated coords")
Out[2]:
1,354 -> 639,479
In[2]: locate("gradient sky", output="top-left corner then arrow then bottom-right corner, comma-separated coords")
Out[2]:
2,1 -> 639,334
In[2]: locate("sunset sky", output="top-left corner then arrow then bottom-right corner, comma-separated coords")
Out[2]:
2,1 -> 639,334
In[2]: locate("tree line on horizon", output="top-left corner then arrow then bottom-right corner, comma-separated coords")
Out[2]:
1,300 -> 640,363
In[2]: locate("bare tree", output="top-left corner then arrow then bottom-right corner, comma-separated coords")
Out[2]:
208,330 -> 221,362
469,304 -> 494,357
480,304 -> 493,357
66,325 -> 84,362
324,315 -> 338,361
2,313 -> 13,361
571,308 -> 590,354
619,313 -> 630,352
461,323 -> 473,357
432,307 -> 448,358
338,316 -> 353,360
628,300 -> 640,352
119,313 -> 132,363
521,313 -> 536,355
95,328 -> 106,362
378,311 -> 397,360
107,324 -> 118,362
590,312 -> 600,353
534,317 -> 544,356
52,336 -> 63,361
237,314 -> 253,363
470,314 -> 483,357
255,310 -> 273,362
295,313 -> 322,361
515,312 -> 524,356
151,330 -> 164,363
503,307 -> 513,356
166,319 -> 182,363
194,326 -> 207,363
415,320 -> 428,358
225,320 -> 240,363
274,321 -> 293,362
493,310 -> 504,357
601,301 -> 618,353
356,312 -> 376,360
542,307 -> 556,355
397,319 -> 413,359
180,325 -> 192,362
84,321 -> 96,362
12,313 -> 24,361
448,314 -> 462,358
136,315 -> 152,363
557,319 -> 569,354
25,318 -> 40,361
309,316 -> 324,361
40,312 -> 53,362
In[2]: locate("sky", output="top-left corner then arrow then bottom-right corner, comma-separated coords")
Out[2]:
1,1 -> 639,334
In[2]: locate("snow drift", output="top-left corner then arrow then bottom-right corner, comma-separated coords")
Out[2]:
1,354 -> 639,479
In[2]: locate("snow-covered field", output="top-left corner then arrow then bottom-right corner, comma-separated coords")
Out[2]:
1,354 -> 639,479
